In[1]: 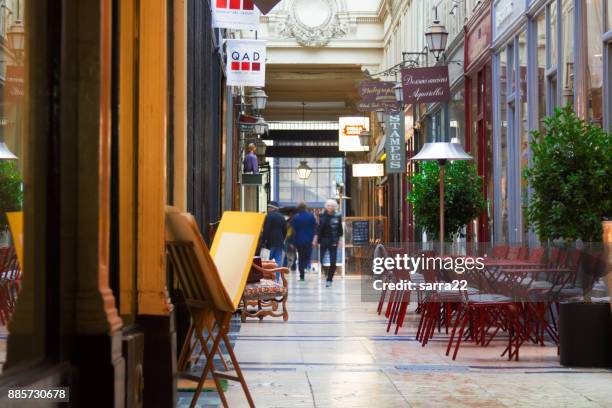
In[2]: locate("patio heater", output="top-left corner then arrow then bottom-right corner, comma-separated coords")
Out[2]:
409,141 -> 472,255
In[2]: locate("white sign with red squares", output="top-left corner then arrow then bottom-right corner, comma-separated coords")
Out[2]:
226,39 -> 266,87
212,0 -> 260,30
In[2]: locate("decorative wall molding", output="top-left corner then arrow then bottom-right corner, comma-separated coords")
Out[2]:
274,0 -> 352,47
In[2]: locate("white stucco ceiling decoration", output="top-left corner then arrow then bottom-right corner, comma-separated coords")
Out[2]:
275,0 -> 350,47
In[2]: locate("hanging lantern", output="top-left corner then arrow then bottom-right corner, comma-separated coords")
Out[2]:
393,82 -> 403,104
296,160 -> 312,180
253,115 -> 268,135
249,87 -> 268,111
359,129 -> 371,147
425,8 -> 449,61
375,108 -> 385,126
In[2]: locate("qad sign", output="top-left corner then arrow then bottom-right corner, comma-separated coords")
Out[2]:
212,0 -> 260,30
226,39 -> 266,87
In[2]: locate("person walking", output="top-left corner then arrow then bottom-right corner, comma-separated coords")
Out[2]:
314,199 -> 343,287
291,202 -> 317,281
243,142 -> 259,174
261,201 -> 287,280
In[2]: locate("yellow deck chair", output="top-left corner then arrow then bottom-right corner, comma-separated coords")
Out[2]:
165,207 -> 264,408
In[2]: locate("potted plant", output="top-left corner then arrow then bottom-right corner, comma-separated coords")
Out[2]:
0,160 -> 23,243
407,160 -> 485,240
525,105 -> 612,367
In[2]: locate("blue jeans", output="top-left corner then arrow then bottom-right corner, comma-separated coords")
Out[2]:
269,246 -> 283,281
296,244 -> 312,279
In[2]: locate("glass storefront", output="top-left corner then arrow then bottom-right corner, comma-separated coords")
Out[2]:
536,12 -> 547,130
586,0 -> 604,126
498,49 -> 509,242
276,157 -> 344,207
518,30 -> 529,243
0,0 -> 26,372
448,89 -> 465,146
561,0 -> 574,106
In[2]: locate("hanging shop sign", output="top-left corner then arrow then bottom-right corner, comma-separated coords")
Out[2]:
352,163 -> 384,177
338,116 -> 369,152
212,0 -> 261,30
5,65 -> 24,102
400,66 -> 450,104
253,0 -> 282,14
384,114 -> 405,173
357,81 -> 400,113
226,39 -> 267,87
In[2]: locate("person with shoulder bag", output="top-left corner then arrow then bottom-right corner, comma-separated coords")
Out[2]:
314,199 -> 343,287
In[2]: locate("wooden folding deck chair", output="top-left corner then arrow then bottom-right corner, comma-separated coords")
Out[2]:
165,208 -> 264,408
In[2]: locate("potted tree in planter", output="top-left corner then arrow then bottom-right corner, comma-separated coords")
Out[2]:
525,105 -> 612,367
0,160 -> 22,243
407,160 -> 485,241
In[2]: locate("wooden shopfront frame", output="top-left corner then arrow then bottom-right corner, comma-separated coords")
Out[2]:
464,1 -> 494,243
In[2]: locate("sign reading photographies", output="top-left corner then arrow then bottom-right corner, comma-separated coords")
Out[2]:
338,116 -> 370,152
212,0 -> 261,30
400,66 -> 450,104
226,39 -> 267,87
357,81 -> 400,113
384,114 -> 405,173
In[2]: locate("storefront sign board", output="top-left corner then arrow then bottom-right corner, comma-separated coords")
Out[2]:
385,114 -> 405,173
400,66 -> 450,104
212,0 -> 260,30
226,39 -> 266,87
357,81 -> 400,113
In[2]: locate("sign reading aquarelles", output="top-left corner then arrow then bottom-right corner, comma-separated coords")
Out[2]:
400,66 -> 450,104
357,81 -> 401,113
226,39 -> 267,87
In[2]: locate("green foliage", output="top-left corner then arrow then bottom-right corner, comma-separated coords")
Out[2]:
525,105 -> 612,242
0,160 -> 22,232
407,160 -> 485,240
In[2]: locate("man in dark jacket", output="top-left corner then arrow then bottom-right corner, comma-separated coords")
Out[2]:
291,202 -> 317,281
261,201 -> 287,273
314,199 -> 343,287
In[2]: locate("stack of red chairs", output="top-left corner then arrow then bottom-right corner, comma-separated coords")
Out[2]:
375,243 -> 600,361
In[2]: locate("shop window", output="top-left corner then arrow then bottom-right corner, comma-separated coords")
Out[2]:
275,158 -> 344,207
498,49 -> 509,243
449,89 -> 465,146
0,0 -> 27,371
586,0 -> 604,126
549,1 -> 558,68
536,12 -> 547,130
518,31 -> 529,243
561,0 -> 574,106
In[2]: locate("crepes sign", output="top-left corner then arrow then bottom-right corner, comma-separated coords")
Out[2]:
400,66 -> 450,104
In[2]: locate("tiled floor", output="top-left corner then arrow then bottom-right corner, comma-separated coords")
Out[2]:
183,273 -> 612,408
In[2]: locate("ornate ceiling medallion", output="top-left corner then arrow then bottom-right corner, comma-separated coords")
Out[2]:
278,0 -> 349,47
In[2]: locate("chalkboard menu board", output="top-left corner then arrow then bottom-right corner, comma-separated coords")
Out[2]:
352,220 -> 370,245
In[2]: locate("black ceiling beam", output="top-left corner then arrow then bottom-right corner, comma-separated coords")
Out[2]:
267,129 -> 338,141
265,146 -> 343,158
